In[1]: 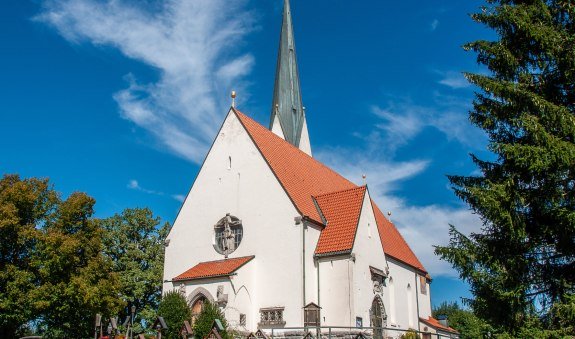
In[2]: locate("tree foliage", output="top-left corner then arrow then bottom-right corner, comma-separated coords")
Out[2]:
192,300 -> 230,339
432,302 -> 491,338
435,0 -> 575,336
157,290 -> 192,339
99,208 -> 170,330
0,174 -> 169,338
0,175 -> 56,337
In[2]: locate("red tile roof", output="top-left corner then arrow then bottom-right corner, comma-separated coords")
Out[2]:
372,201 -> 427,273
233,108 -> 427,274
173,256 -> 254,281
420,316 -> 459,334
314,186 -> 367,255
234,109 -> 356,224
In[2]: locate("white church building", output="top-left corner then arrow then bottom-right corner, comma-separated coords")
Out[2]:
163,1 -> 457,338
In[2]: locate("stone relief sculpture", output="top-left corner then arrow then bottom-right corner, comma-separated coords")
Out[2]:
214,213 -> 243,256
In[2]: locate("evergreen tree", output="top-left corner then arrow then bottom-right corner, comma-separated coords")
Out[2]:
157,290 -> 192,339
435,0 -> 575,335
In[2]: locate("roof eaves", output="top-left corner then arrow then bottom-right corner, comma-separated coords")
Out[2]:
173,272 -> 237,282
314,249 -> 352,258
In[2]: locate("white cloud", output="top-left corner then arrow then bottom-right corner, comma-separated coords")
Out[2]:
127,179 -> 183,202
431,19 -> 439,31
369,97 -> 485,153
171,194 -> 186,203
437,71 -> 471,89
318,92 -> 486,277
317,151 -> 481,277
37,0 -> 256,163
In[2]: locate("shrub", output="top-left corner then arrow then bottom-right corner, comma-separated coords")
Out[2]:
157,290 -> 192,339
192,300 -> 229,339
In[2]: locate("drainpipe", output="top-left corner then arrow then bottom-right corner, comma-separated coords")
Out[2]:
414,272 -> 420,330
296,216 -> 306,313
317,257 -> 320,309
303,220 -> 306,310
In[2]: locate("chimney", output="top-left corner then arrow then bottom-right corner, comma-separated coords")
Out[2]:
436,314 -> 449,328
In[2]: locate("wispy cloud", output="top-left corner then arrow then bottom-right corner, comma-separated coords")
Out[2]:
37,0 -> 256,163
437,70 -> 471,89
368,96 -> 485,153
431,19 -> 439,31
318,92 -> 485,277
127,179 -> 183,202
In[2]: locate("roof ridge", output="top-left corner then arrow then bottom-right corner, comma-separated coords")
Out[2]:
199,255 -> 255,264
234,108 -> 310,155
313,185 -> 365,199
234,108 -> 352,182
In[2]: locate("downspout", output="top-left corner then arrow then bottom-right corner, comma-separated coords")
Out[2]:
302,218 -> 306,311
317,257 -> 320,309
414,273 -> 420,330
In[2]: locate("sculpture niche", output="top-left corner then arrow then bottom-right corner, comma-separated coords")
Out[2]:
214,213 -> 243,257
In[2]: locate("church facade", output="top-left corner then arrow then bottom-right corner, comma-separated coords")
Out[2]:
162,1 -> 457,338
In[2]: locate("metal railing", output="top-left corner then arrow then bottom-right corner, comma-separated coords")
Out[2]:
266,326 -> 457,339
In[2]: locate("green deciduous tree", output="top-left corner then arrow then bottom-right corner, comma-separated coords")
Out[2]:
432,302 -> 491,338
157,290 -> 192,339
435,0 -> 575,336
0,175 -> 57,337
33,191 -> 124,338
99,207 -> 170,331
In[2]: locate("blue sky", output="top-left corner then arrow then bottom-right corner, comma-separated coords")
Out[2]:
1,0 -> 495,307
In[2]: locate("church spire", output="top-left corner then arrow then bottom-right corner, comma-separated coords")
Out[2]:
270,0 -> 312,156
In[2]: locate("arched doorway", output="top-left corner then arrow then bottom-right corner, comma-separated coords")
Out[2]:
370,296 -> 387,339
187,287 -> 215,325
191,295 -> 207,324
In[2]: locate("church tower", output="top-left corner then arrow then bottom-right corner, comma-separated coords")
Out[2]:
270,0 -> 312,156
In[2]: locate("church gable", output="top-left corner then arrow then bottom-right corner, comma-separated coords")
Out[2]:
163,109 -> 301,288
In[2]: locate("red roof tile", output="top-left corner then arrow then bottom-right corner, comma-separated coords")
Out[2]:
420,316 -> 459,334
314,186 -> 367,255
372,201 -> 427,273
173,256 -> 254,281
233,108 -> 427,273
234,109 -> 356,224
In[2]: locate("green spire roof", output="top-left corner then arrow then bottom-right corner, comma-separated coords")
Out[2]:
270,0 -> 306,148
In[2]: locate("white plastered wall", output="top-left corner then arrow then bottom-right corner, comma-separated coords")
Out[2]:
298,118 -> 312,156
163,109 -> 305,329
351,190 -> 390,328
271,115 -> 285,140
317,255 -> 354,326
386,258 -> 424,331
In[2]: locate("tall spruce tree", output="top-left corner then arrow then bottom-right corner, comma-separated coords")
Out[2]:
435,0 -> 575,335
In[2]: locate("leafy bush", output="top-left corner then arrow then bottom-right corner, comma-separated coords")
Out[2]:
157,290 -> 192,339
192,300 -> 229,339
399,329 -> 420,339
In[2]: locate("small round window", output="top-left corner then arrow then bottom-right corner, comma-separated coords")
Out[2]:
214,213 -> 243,256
